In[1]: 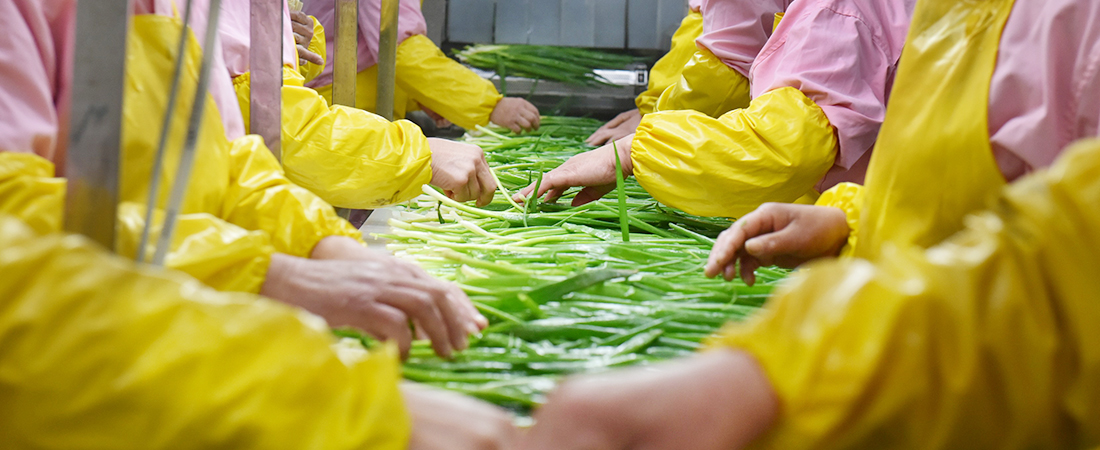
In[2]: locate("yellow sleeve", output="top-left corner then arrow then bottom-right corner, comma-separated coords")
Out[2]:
234,68 -> 433,209
712,139 -> 1100,450
652,47 -> 751,117
219,133 -> 364,257
0,152 -> 63,234
814,182 -> 863,258
0,215 -> 409,450
631,87 -> 837,218
395,34 -> 503,130
297,16 -> 327,84
636,10 -> 704,115
0,153 -> 275,294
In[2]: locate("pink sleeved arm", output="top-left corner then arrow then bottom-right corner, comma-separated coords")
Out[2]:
697,0 -> 792,77
688,0 -> 703,12
217,0 -> 299,77
304,0 -> 427,88
749,0 -> 914,176
0,0 -> 75,162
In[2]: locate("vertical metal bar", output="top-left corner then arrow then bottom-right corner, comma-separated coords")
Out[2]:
137,0 -> 196,263
152,0 -> 224,266
250,0 -> 284,160
332,0 -> 359,108
376,0 -> 399,121
64,0 -> 131,250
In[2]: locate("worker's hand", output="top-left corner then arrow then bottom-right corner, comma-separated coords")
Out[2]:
514,134 -> 633,206
586,109 -> 642,146
518,350 -> 777,450
423,107 -> 453,128
705,203 -> 849,285
490,98 -> 541,133
291,10 -> 324,66
403,383 -> 520,450
260,238 -> 487,359
428,138 -> 498,207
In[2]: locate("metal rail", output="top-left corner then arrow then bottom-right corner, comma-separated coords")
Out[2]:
64,0 -> 132,250
151,0 -> 225,266
250,0 -> 284,160
376,0 -> 399,121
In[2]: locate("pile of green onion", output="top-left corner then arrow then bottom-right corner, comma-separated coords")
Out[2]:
350,118 -> 788,414
454,45 -> 647,87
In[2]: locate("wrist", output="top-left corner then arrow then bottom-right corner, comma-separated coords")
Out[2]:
697,349 -> 779,448
614,134 -> 635,176
260,253 -> 305,301
310,235 -> 365,260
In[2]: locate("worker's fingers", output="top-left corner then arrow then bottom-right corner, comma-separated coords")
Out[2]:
358,303 -> 414,359
605,113 -> 629,128
515,115 -> 534,133
474,162 -> 497,207
543,187 -> 568,204
723,261 -> 737,282
297,45 -> 324,65
706,223 -> 749,277
382,286 -> 455,359
572,184 -> 615,206
585,130 -> 611,146
451,178 -> 475,203
291,17 -> 313,38
738,255 -> 760,286
408,282 -> 470,354
523,105 -> 541,130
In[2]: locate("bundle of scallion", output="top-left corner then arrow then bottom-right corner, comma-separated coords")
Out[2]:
454,44 -> 647,87
344,117 -> 788,415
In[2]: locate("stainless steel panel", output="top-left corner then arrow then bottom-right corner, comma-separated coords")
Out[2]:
445,0 -> 494,43
65,0 -> 131,250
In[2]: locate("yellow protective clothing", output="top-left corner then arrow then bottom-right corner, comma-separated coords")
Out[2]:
235,66 -> 433,208
631,86 -> 837,218
635,10 -> 703,115
314,35 -> 502,130
120,15 -> 362,292
0,152 -> 63,234
0,215 -> 409,450
813,182 -> 862,257
652,46 -> 751,118
714,137 -> 1100,450
298,15 -> 327,83
852,0 -> 1013,259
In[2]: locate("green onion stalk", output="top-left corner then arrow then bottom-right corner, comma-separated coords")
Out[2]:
341,117 -> 790,415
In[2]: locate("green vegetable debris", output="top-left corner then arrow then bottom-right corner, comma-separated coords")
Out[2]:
347,118 -> 789,414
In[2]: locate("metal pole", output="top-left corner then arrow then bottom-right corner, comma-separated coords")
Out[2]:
64,0 -> 131,250
376,0 -> 399,121
151,0 -> 225,266
137,0 -> 196,263
332,0 -> 359,108
250,0 -> 284,160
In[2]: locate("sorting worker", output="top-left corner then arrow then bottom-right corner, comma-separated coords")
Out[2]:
303,0 -> 542,134
587,0 -> 791,146
520,0 -> 915,219
517,2 -> 1100,448
1,0 -> 484,359
0,215 -> 518,449
705,0 -> 1100,282
220,0 -> 500,210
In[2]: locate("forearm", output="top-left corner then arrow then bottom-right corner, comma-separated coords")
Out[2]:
632,87 -> 837,218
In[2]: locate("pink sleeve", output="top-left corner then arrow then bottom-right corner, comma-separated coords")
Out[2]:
218,0 -> 299,77
304,0 -> 427,89
749,0 -> 914,171
0,0 -> 75,163
987,0 -> 1100,181
697,0 -> 792,77
688,0 -> 703,12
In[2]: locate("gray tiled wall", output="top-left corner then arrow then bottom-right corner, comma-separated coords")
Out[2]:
446,0 -> 685,50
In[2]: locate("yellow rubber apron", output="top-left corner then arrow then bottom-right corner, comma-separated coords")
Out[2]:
856,0 -> 1015,260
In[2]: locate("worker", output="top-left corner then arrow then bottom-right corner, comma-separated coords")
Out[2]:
519,0 -> 915,219
302,0 -> 541,134
705,0 -> 1100,282
517,1 -> 1100,449
587,0 -> 791,146
221,0 -> 500,210
0,212 -> 520,449
0,0 -> 484,359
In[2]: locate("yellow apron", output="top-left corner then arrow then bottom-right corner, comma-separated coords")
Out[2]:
855,0 -> 1014,260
